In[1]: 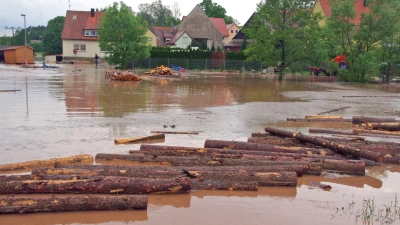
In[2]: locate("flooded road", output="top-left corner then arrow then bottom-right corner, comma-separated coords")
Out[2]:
0,63 -> 399,225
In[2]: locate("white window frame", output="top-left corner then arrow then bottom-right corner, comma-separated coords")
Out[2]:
182,37 -> 188,44
148,37 -> 153,42
74,44 -> 86,51
84,30 -> 99,37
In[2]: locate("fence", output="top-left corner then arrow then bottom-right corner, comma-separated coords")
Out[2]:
130,58 -> 269,72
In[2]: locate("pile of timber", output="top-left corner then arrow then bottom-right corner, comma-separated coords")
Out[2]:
145,65 -> 179,76
105,70 -> 142,81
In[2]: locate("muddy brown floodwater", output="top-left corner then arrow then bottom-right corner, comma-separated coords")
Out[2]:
0,63 -> 400,225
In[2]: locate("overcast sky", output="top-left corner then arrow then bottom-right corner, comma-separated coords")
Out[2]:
0,0 -> 261,37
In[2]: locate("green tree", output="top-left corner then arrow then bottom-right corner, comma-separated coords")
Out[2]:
199,0 -> 237,24
99,1 -> 151,70
327,0 -> 400,82
244,0 -> 321,79
137,0 -> 174,26
42,16 -> 64,55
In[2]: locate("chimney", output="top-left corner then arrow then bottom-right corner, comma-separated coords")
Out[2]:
91,8 -> 95,17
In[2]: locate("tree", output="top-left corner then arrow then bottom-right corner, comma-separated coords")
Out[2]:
42,16 -> 64,55
199,0 -> 237,24
244,0 -> 321,79
12,28 -> 30,46
327,0 -> 400,82
137,0 -> 174,26
99,1 -> 151,70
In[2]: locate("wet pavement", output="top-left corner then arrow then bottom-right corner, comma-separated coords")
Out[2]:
0,63 -> 399,225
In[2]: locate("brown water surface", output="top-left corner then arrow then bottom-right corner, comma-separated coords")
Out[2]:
0,63 -> 399,225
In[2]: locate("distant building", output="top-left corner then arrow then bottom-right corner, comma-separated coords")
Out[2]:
2,46 -> 34,64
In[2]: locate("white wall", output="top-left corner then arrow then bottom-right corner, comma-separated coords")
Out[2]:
63,39 -> 106,58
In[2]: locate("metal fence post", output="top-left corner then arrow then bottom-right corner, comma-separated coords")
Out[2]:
205,59 -> 207,70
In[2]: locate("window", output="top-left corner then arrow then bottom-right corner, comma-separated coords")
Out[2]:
231,30 -> 233,33
74,44 -> 86,51
73,15 -> 77,19
148,37 -> 153,42
182,37 -> 188,44
165,38 -> 171,43
236,30 -> 238,33
84,30 -> 98,37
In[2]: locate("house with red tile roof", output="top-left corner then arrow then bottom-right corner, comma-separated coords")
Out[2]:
313,0 -> 370,26
226,23 -> 241,44
177,5 -> 228,49
149,26 -> 175,46
169,31 -> 192,48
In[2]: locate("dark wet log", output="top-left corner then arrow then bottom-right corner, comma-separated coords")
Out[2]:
352,116 -> 397,124
322,160 -> 365,175
0,174 -> 100,181
287,118 -> 352,122
0,177 -> 191,194
191,179 -> 257,191
32,166 -> 184,179
251,132 -> 271,137
140,145 -> 202,151
305,179 -> 332,190
204,139 -> 327,155
114,134 -> 165,144
367,123 -> 400,131
309,128 -> 355,135
0,155 -> 94,172
317,106 -> 351,115
0,195 -> 147,214
353,128 -> 400,137
186,170 -> 297,187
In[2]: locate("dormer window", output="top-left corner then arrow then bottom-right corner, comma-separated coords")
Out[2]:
165,38 -> 171,43
84,30 -> 98,37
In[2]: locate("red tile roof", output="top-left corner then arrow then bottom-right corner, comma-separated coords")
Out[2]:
209,18 -> 229,37
150,26 -> 175,46
318,0 -> 370,25
61,10 -> 104,41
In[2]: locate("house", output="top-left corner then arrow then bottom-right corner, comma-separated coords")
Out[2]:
3,45 -> 34,64
169,31 -> 192,48
61,9 -> 105,61
226,23 -> 241,44
227,13 -> 255,52
209,18 -> 230,45
177,5 -> 226,49
313,0 -> 370,26
146,28 -> 157,47
150,26 -> 175,46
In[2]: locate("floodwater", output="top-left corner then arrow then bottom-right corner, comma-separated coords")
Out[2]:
0,63 -> 400,225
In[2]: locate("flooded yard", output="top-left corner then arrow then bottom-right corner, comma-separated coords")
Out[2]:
0,63 -> 399,225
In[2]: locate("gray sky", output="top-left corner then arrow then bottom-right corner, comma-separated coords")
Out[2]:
0,0 -> 260,37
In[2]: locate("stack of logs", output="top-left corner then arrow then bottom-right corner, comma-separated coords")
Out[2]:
105,70 -> 142,81
1,115 -> 399,214
145,65 -> 177,76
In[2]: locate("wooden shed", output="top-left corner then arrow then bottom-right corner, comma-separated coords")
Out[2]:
3,46 -> 34,64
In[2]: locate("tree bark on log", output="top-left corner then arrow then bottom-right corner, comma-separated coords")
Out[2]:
353,128 -> 400,136
204,139 -> 329,155
367,123 -> 400,131
352,116 -> 397,124
191,179 -> 258,191
186,170 -> 297,187
32,167 -> 184,179
0,177 -> 191,194
0,155 -> 94,172
309,128 -> 355,135
0,195 -> 147,214
114,134 -> 165,144
322,160 -> 365,175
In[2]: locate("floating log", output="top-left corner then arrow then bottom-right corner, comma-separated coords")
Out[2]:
287,118 -> 352,122
186,170 -> 297,187
317,107 -> 351,115
353,128 -> 400,136
150,131 -> 199,135
322,160 -> 365,175
204,139 -> 329,155
0,155 -> 94,172
0,195 -> 148,214
305,115 -> 343,120
114,134 -> 165,144
352,115 -> 397,124
0,177 -> 191,194
0,90 -> 21,92
309,128 -> 355,136
32,166 -> 184,179
366,123 -> 400,132
191,179 -> 257,191
305,179 -> 332,190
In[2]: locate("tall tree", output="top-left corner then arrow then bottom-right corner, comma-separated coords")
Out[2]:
198,0 -> 237,24
244,0 -> 321,79
99,1 -> 151,70
327,0 -> 400,82
137,0 -> 174,26
42,16 -> 64,55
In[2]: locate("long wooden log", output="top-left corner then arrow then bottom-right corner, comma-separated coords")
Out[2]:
150,131 -> 199,135
353,128 -> 400,136
367,123 -> 400,131
191,179 -> 258,191
204,139 -> 329,155
114,134 -> 165,144
287,118 -> 352,122
32,166 -> 184,179
309,128 -> 355,136
0,155 -> 94,172
186,170 -> 297,187
317,106 -> 351,115
0,195 -> 147,214
0,177 -> 191,194
352,115 -> 397,124
305,115 -> 343,120
322,160 -> 365,175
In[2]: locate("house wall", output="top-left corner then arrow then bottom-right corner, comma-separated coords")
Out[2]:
177,6 -> 224,49
313,0 -> 327,26
63,39 -> 106,58
173,33 -> 192,49
146,29 -> 157,47
226,24 -> 241,44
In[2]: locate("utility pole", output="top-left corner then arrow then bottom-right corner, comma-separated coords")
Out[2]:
5,26 -> 21,36
68,0 -> 71,10
21,14 -> 27,67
